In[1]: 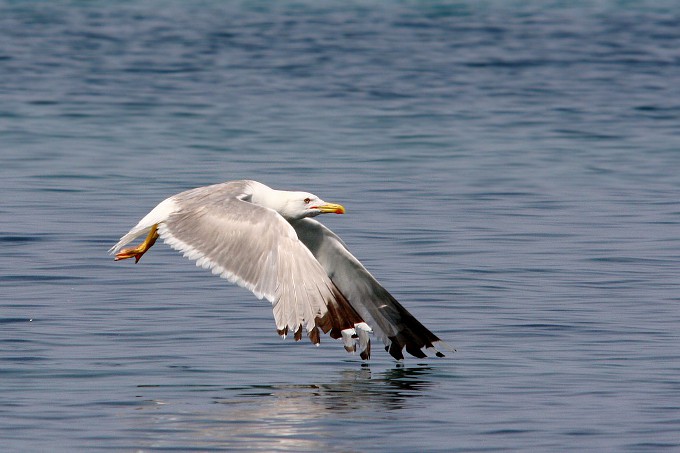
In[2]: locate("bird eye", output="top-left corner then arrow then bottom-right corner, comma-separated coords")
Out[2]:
304,197 -> 311,204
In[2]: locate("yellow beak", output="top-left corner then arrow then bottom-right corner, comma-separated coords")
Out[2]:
316,203 -> 346,214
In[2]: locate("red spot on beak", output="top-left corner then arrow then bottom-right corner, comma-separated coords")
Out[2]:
315,203 -> 346,214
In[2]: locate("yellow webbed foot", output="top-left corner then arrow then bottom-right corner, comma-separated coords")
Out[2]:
114,224 -> 159,263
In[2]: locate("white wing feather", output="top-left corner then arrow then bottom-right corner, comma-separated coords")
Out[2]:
111,182 -> 349,340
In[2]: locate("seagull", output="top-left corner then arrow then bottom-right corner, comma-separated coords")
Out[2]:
110,180 -> 448,360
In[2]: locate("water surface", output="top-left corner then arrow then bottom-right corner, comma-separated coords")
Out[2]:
1,1 -> 680,451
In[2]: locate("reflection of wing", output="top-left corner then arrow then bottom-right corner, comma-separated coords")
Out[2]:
291,218 -> 446,360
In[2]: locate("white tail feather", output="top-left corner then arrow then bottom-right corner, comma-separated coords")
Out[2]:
109,197 -> 178,253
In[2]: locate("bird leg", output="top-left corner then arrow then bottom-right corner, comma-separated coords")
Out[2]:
114,224 -> 159,263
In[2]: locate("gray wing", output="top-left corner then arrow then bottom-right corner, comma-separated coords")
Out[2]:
291,218 -> 447,360
157,181 -> 363,343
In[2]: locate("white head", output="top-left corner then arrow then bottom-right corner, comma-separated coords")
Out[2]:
250,184 -> 346,220
276,191 -> 346,220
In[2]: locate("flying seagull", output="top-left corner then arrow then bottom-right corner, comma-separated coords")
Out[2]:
110,180 -> 448,360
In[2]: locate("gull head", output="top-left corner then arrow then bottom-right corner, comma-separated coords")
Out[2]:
278,191 -> 346,220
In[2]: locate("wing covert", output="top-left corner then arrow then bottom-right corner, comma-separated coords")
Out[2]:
155,183 -> 363,344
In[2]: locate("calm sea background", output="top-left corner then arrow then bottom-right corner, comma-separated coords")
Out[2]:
2,1 -> 680,451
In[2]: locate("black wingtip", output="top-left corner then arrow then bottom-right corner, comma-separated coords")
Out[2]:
406,344 -> 428,359
387,339 -> 405,361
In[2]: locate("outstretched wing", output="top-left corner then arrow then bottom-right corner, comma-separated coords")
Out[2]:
291,218 -> 448,360
113,181 -> 365,348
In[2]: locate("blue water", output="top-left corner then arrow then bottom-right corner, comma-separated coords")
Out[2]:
2,1 -> 680,451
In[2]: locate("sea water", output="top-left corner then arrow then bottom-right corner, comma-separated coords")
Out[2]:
1,1 -> 679,451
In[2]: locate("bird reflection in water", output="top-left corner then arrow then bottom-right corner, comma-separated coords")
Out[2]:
131,366 -> 436,451
238,365 -> 434,413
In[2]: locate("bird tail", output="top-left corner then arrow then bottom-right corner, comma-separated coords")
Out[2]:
109,226 -> 152,254
109,196 -> 178,254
